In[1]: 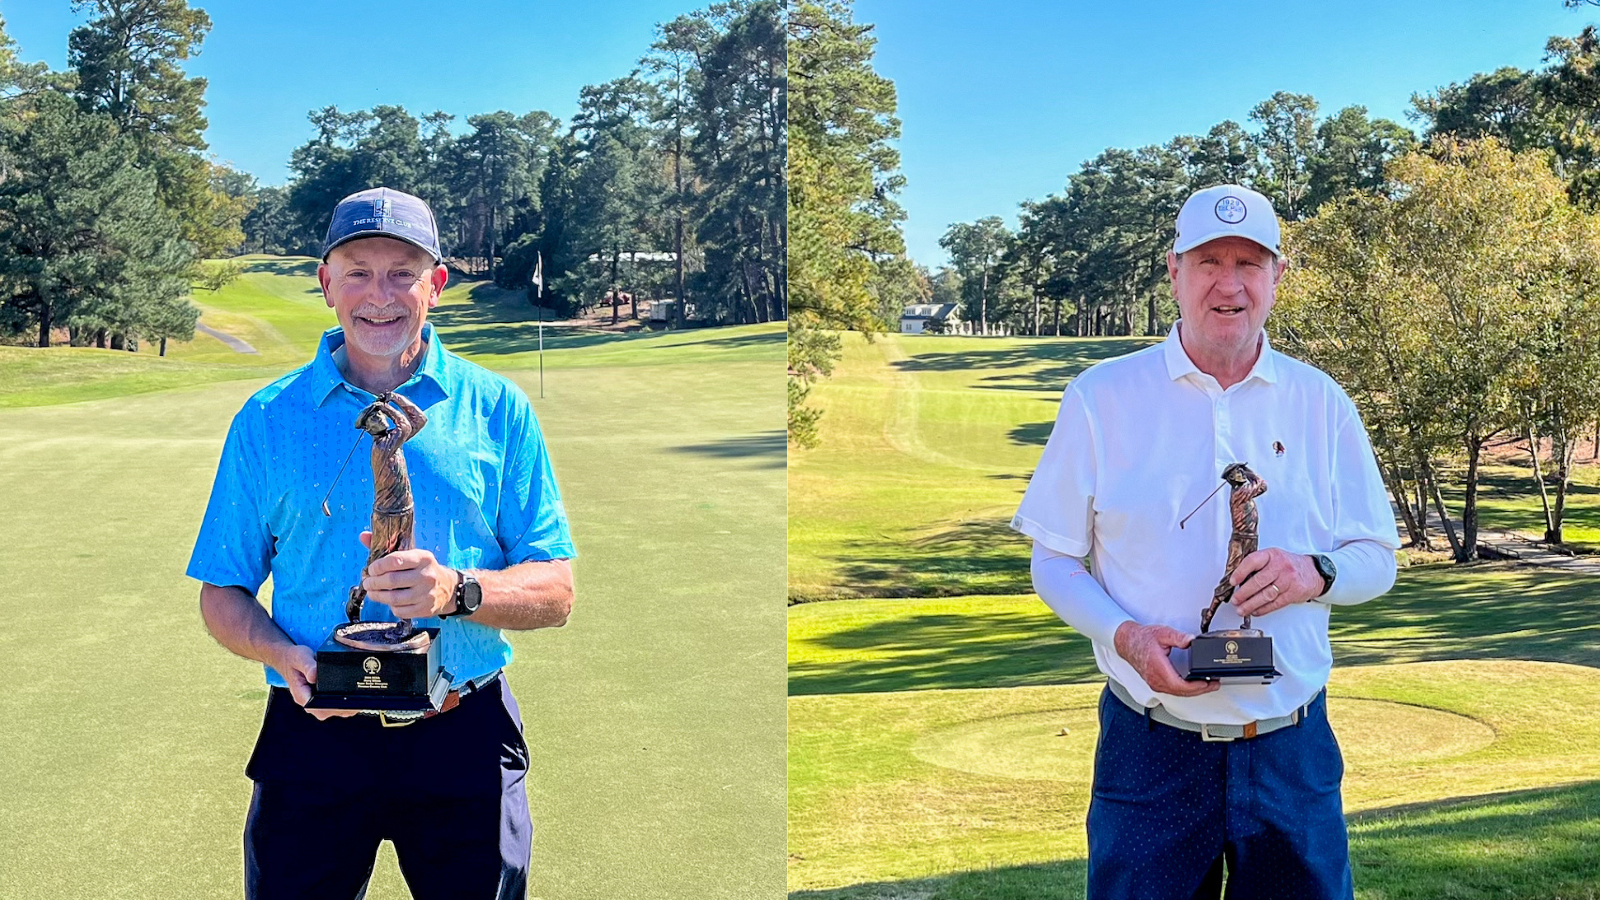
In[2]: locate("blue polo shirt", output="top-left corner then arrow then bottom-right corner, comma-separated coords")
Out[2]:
187,324 -> 576,689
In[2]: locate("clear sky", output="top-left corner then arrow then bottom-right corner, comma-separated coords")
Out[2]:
2,0 -> 702,185
855,0 -> 1599,265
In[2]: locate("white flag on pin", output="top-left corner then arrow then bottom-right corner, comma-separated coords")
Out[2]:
532,252 -> 544,299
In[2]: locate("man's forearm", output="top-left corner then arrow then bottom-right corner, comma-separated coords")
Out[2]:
464,558 -> 574,630
1317,539 -> 1398,606
1031,543 -> 1135,646
199,582 -> 298,675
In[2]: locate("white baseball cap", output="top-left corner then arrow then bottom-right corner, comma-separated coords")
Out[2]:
1173,184 -> 1281,257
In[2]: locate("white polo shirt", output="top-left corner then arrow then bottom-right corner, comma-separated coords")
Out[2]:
1011,323 -> 1400,723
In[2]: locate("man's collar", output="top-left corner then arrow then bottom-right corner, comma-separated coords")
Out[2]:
312,322 -> 451,407
1163,321 -> 1279,386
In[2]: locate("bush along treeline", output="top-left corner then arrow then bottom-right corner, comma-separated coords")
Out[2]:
946,24 -> 1600,562
245,1 -> 784,325
0,0 -> 248,352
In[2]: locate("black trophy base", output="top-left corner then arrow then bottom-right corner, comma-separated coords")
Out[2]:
307,626 -> 450,712
1183,629 -> 1283,684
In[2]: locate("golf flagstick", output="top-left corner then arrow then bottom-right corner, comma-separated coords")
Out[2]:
533,252 -> 545,399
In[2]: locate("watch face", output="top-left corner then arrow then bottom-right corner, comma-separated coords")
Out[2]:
462,578 -> 483,611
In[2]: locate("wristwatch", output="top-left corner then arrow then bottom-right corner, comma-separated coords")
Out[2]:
1310,553 -> 1337,598
446,569 -> 482,618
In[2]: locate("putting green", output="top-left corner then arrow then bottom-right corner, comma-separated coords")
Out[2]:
0,317 -> 785,897
789,660 -> 1600,898
910,697 -> 1495,783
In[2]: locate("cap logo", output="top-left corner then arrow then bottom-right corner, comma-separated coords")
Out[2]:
372,198 -> 391,218
1215,196 -> 1247,224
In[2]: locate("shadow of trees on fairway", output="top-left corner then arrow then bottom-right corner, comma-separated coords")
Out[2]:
824,517 -> 1032,601
791,859 -> 1087,900
891,338 -> 1157,394
1329,565 -> 1600,669
789,604 -> 1097,696
244,257 -> 319,278
795,563 -> 1600,697
792,780 -> 1600,900
1007,421 -> 1054,447
669,430 -> 785,468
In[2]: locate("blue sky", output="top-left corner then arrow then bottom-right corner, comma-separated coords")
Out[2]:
856,0 -> 1597,265
2,0 -> 701,185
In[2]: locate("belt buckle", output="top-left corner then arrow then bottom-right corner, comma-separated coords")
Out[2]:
379,711 -> 419,728
1199,723 -> 1235,742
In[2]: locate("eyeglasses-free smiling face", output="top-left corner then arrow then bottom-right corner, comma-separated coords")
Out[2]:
318,236 -> 446,375
1166,235 -> 1286,381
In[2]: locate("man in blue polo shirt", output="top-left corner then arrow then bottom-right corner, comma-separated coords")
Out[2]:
188,187 -> 575,900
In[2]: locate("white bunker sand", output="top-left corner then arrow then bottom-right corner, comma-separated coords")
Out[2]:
912,697 -> 1495,783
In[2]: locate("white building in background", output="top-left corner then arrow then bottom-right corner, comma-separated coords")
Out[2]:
900,303 -> 962,334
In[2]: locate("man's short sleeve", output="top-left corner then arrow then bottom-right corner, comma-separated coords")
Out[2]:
1011,385 -> 1098,557
497,391 -> 576,564
186,409 -> 272,591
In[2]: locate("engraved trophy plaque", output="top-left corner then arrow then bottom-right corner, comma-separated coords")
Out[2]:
307,391 -> 451,712
1185,462 -> 1282,683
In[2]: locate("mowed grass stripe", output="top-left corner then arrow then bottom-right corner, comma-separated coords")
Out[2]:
0,328 -> 784,899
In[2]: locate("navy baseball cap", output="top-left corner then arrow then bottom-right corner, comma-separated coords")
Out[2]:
322,187 -> 443,263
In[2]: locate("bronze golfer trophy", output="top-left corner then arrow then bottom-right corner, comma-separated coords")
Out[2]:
1185,462 -> 1282,683
307,391 -> 451,712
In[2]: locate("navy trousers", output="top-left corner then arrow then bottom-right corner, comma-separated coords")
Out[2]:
243,677 -> 532,900
1086,685 -> 1352,900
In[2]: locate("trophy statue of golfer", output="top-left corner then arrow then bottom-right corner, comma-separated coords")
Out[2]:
307,391 -> 451,712
1185,462 -> 1283,683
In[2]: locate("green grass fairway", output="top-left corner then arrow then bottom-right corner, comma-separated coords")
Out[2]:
0,260 -> 785,899
788,332 -> 1153,602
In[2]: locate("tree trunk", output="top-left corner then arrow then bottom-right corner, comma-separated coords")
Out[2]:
160,337 -> 168,357
979,264 -> 990,335
111,333 -> 125,351
1384,463 -> 1424,548
1551,426 -> 1575,544
1526,421 -> 1555,539
488,205 -> 497,282
1458,435 -> 1484,562
1052,297 -> 1061,336
37,296 -> 51,348
610,248 -> 621,326
1427,467 -> 1464,560
96,330 -> 108,349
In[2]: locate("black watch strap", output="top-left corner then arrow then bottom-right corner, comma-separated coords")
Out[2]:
1311,553 -> 1337,597
449,570 -> 482,618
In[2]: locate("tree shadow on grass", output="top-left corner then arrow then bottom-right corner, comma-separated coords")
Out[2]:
791,781 -> 1600,900
826,517 -> 1032,601
668,430 -> 785,468
789,604 -> 1096,696
244,257 -> 318,278
1007,421 -> 1054,447
791,859 -> 1086,900
1329,565 -> 1600,669
794,563 -> 1600,696
890,338 -> 1157,394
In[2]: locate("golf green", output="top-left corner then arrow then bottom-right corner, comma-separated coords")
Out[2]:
0,299 -> 785,897
789,660 -> 1600,899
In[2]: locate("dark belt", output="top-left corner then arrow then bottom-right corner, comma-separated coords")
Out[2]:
363,671 -> 501,728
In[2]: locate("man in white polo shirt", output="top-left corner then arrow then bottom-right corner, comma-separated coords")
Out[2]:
1011,184 -> 1399,900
